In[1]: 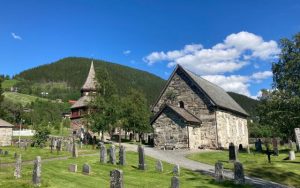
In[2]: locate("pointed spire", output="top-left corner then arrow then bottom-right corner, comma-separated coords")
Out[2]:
81,61 -> 97,92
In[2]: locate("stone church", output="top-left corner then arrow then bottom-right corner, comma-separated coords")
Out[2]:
151,65 -> 249,149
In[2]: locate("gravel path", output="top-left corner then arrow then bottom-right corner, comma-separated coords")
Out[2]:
122,143 -> 289,188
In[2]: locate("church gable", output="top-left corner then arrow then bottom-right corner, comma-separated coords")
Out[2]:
152,66 -> 215,121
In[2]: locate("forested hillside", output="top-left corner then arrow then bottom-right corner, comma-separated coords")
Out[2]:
228,92 -> 259,117
15,57 -> 166,104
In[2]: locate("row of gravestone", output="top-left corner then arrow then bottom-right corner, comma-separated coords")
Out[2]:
215,161 -> 245,184
0,149 -> 9,156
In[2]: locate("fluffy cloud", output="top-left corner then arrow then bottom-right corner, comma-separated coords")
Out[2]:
11,32 -> 22,40
202,71 -> 273,98
144,31 -> 279,75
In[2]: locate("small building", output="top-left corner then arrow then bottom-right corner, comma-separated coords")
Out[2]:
70,61 -> 97,135
151,65 -> 249,149
0,119 -> 14,146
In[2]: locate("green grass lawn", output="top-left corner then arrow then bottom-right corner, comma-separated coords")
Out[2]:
0,145 -> 97,164
2,79 -> 19,90
3,92 -> 48,106
187,150 -> 300,188
0,151 -> 251,188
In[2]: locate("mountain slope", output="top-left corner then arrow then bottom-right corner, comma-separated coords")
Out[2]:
15,57 -> 166,104
227,92 -> 259,117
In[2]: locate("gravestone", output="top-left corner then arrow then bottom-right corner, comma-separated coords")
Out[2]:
255,139 -> 262,152
110,169 -> 124,188
4,151 -> 8,156
56,140 -> 62,153
234,162 -> 245,184
272,138 -> 279,156
14,152 -> 18,159
53,139 -> 57,149
289,150 -> 296,160
214,161 -> 223,182
68,164 -> 77,172
138,145 -> 146,170
229,143 -> 237,161
32,156 -> 42,186
173,164 -> 180,176
72,139 -> 78,158
295,128 -> 300,152
50,138 -> 54,153
109,145 -> 116,165
238,144 -> 243,151
100,143 -> 106,163
247,145 -> 250,154
14,154 -> 22,179
119,145 -> 126,166
82,163 -> 91,175
171,176 -> 180,188
0,149 -> 3,155
156,160 -> 163,172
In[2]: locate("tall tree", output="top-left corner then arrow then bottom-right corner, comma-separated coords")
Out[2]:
258,33 -> 300,140
123,89 -> 151,141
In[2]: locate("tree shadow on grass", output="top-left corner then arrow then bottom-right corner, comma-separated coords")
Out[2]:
247,167 -> 300,187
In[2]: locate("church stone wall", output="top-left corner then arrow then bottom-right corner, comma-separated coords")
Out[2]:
153,108 -> 189,149
216,110 -> 248,149
0,127 -> 13,146
152,70 -> 218,149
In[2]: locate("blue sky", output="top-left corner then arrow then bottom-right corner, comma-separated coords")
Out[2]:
0,0 -> 299,98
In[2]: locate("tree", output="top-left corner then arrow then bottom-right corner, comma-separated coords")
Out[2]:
258,33 -> 300,140
122,89 -> 151,141
87,68 -> 119,140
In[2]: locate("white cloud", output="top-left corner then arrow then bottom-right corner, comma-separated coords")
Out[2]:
11,32 -> 22,40
123,50 -> 131,55
144,31 -> 279,75
251,71 -> 273,80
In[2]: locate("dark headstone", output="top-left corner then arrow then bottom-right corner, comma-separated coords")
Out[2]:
238,144 -> 243,151
119,145 -> 126,166
138,145 -> 147,170
14,152 -> 18,159
4,150 -> 8,156
272,138 -> 279,156
110,169 -> 123,188
173,164 -> 180,176
100,143 -> 106,163
156,160 -> 163,172
14,154 -> 22,179
50,138 -> 54,153
109,145 -> 116,165
255,139 -> 262,152
68,164 -> 77,172
229,143 -> 237,161
215,161 -> 223,182
56,139 -> 62,153
32,156 -> 42,186
234,162 -> 245,184
82,163 -> 91,175
171,176 -> 180,188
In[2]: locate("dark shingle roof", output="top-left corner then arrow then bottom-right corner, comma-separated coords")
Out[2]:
151,104 -> 201,125
0,119 -> 14,127
182,67 -> 248,116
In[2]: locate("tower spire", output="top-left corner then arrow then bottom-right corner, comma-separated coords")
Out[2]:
81,61 -> 97,94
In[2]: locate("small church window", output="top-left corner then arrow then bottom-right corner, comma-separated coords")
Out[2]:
179,101 -> 184,108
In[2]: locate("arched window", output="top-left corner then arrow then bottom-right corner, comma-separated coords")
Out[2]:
179,101 -> 184,108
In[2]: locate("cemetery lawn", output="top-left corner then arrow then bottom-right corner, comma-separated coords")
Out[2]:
0,146 -> 97,163
0,151 -> 252,188
187,150 -> 300,187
